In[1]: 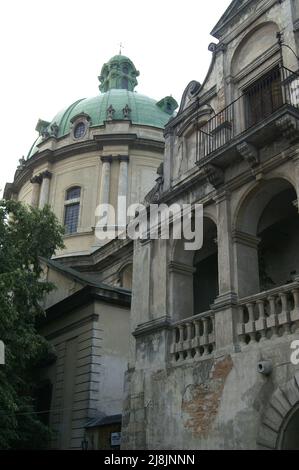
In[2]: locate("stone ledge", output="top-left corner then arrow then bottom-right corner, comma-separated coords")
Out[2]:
133,316 -> 171,337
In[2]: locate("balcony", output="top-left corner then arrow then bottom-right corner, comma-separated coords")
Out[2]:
196,66 -> 299,168
168,279 -> 299,364
237,280 -> 299,346
170,310 -> 215,363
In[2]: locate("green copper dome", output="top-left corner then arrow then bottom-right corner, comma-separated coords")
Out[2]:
28,55 -> 178,158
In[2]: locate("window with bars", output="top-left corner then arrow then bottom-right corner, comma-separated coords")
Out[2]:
64,187 -> 81,234
244,66 -> 283,128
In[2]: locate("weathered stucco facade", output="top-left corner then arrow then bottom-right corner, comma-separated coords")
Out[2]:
122,0 -> 299,450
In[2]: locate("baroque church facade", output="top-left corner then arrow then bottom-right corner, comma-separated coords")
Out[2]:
4,0 -> 299,450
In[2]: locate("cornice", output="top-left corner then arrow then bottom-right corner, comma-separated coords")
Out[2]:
133,316 -> 171,337
8,134 -> 164,194
55,236 -> 134,271
158,141 -> 298,210
211,0 -> 277,42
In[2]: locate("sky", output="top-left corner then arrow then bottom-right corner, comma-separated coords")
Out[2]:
0,0 -> 232,196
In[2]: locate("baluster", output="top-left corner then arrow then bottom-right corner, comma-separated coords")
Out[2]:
279,292 -> 291,334
256,299 -> 267,341
267,295 -> 278,338
211,314 -> 216,351
178,325 -> 184,361
194,320 -> 201,358
186,322 -> 192,359
202,317 -> 209,355
246,302 -> 256,342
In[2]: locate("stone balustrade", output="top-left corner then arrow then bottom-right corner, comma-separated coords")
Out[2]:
170,311 -> 215,363
237,281 -> 299,345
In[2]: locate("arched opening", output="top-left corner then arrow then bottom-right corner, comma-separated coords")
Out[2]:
170,217 -> 218,321
230,22 -> 281,135
235,178 -> 298,297
258,187 -> 298,290
231,22 -> 279,79
193,217 -> 218,314
279,405 -> 299,449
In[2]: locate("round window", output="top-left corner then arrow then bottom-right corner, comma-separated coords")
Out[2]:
74,122 -> 86,139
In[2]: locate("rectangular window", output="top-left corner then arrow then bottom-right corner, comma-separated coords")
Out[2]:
64,203 -> 80,234
245,66 -> 283,128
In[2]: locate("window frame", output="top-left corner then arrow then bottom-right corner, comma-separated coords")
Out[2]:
73,122 -> 86,139
64,186 -> 81,235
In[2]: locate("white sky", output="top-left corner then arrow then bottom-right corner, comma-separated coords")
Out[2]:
0,0 -> 232,196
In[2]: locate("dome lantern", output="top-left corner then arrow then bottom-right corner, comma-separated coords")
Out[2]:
98,55 -> 140,92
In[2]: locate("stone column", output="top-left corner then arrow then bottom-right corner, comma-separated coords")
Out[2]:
39,171 -> 52,208
117,155 -> 129,229
214,190 -> 235,296
233,230 -> 261,298
30,174 -> 42,208
212,190 -> 239,352
99,156 -> 112,206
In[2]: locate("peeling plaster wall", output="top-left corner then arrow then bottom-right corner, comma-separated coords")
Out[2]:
123,336 -> 299,449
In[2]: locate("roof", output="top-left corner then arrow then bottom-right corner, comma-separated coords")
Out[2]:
27,54 -> 178,158
27,90 -> 176,159
41,256 -> 131,295
210,0 -> 253,39
55,90 -> 174,135
39,257 -> 132,325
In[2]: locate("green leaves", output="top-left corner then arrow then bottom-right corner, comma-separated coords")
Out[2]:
0,200 -> 64,449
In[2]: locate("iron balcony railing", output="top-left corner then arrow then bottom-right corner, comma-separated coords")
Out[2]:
196,65 -> 299,161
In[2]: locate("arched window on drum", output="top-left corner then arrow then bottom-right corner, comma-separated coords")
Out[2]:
64,186 -> 81,234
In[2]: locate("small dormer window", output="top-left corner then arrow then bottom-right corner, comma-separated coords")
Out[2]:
74,122 -> 86,139
123,65 -> 128,74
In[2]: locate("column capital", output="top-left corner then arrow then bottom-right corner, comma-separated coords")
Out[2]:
30,174 -> 42,184
101,155 -> 112,163
41,170 -> 52,179
212,291 -> 238,312
117,154 -> 130,163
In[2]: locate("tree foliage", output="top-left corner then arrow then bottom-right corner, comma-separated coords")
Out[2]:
0,200 -> 64,449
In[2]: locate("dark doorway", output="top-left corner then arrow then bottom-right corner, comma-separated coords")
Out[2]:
193,253 -> 219,314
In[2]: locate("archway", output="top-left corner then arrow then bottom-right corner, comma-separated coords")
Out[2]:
231,22 -> 279,79
257,373 -> 299,449
235,178 -> 298,297
258,186 -> 299,290
193,217 -> 218,314
170,216 -> 218,321
279,405 -> 299,449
